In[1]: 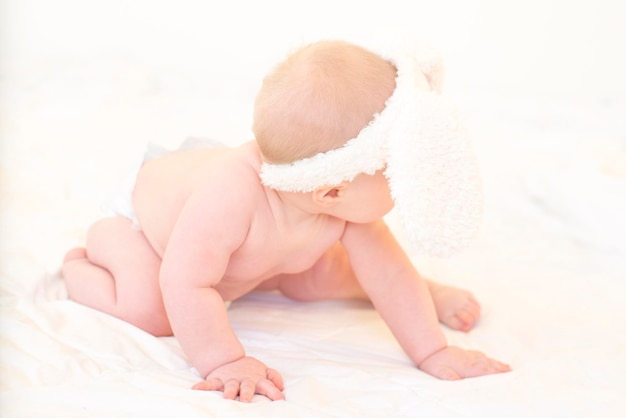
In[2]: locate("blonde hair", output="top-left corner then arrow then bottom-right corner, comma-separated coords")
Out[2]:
253,40 -> 397,164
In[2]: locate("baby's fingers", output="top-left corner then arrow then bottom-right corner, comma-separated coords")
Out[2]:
192,377 -> 224,391
223,379 -> 241,400
266,368 -> 285,391
426,365 -> 462,380
192,377 -> 244,400
191,376 -> 285,402
256,378 -> 286,401
238,378 -> 257,403
464,354 -> 511,378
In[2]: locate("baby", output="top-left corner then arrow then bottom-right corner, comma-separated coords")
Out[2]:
62,40 -> 511,402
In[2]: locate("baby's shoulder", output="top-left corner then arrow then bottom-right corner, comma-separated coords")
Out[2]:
218,143 -> 263,185
189,143 -> 265,199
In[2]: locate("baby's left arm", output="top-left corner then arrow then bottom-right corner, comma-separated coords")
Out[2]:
340,219 -> 447,365
340,219 -> 511,379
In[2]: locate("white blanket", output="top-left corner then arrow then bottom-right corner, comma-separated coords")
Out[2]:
2,6 -> 626,417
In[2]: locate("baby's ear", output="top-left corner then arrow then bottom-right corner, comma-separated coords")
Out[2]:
312,181 -> 350,207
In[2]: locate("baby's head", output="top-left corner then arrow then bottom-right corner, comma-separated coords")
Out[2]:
257,40 -> 484,257
253,40 -> 397,164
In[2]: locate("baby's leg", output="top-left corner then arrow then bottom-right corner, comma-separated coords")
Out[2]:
276,243 -> 480,332
62,217 -> 172,336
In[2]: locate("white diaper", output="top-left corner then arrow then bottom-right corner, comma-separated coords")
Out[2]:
99,137 -> 225,229
99,161 -> 143,229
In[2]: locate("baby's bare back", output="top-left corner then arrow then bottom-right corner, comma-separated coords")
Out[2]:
132,141 -> 345,300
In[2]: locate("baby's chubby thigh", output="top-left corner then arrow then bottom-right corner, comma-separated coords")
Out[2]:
85,216 -> 172,336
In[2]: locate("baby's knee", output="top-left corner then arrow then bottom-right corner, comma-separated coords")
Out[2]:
61,247 -> 89,282
87,216 -> 129,239
85,217 -> 143,257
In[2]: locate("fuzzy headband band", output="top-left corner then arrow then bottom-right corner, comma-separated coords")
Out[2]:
259,44 -> 483,256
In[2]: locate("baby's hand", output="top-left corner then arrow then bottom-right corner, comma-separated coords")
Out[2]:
192,356 -> 285,402
418,346 -> 511,380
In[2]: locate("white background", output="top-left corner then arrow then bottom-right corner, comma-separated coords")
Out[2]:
1,1 -> 625,417
3,0 -> 624,104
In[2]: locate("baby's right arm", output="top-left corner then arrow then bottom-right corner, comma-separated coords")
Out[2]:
160,278 -> 284,401
158,176 -> 284,401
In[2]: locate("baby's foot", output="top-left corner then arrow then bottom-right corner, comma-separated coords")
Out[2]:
62,248 -> 90,277
427,281 -> 481,332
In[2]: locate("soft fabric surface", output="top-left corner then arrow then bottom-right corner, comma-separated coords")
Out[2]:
2,11 -> 626,418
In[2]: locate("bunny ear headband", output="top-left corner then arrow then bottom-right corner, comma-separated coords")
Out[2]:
259,44 -> 483,256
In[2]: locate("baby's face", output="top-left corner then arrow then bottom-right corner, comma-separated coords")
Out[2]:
339,169 -> 394,223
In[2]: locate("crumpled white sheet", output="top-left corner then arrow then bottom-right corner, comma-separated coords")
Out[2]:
2,47 -> 626,418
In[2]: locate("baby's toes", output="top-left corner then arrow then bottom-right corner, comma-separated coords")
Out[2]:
455,308 -> 478,332
465,297 -> 481,317
431,284 -> 483,331
443,314 -> 468,332
63,247 -> 87,263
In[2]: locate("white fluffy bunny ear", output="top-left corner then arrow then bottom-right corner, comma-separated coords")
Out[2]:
371,39 -> 445,93
383,91 -> 483,257
413,42 -> 445,93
